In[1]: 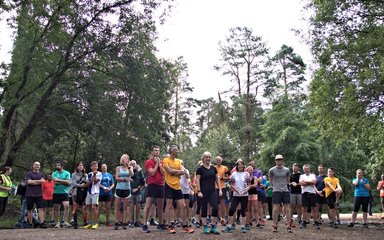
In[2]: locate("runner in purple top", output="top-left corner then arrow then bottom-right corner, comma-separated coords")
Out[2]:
249,161 -> 264,224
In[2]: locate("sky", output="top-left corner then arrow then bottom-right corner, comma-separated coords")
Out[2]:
0,0 -> 312,101
155,0 -> 312,101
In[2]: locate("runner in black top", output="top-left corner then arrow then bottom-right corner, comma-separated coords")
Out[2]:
196,151 -> 221,235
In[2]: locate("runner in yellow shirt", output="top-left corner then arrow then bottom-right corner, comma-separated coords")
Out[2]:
163,145 -> 194,234
324,168 -> 342,228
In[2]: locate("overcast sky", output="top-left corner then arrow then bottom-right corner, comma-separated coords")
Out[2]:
156,0 -> 312,101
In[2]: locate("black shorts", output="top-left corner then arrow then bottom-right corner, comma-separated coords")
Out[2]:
26,196 -> 43,210
316,192 -> 327,205
353,196 -> 369,213
53,193 -> 69,204
326,192 -> 336,209
42,200 -> 54,208
164,183 -> 183,201
272,191 -> 290,205
302,192 -> 317,207
99,195 -> 112,202
115,189 -> 131,198
217,188 -> 228,201
183,194 -> 190,200
146,184 -> 165,199
258,192 -> 266,203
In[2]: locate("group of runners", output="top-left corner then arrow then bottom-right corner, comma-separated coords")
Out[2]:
0,145 -> 383,234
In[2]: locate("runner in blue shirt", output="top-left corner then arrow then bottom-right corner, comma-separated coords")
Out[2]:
98,163 -> 115,227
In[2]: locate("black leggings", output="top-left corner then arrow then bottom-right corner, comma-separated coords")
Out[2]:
229,196 -> 248,217
266,196 -> 273,218
195,194 -> 201,214
201,191 -> 218,218
353,196 -> 369,213
0,196 -> 8,217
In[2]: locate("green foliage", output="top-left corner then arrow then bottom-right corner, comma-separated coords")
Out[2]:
182,123 -> 240,172
258,98 -> 320,170
0,0 -> 174,170
306,0 -> 384,180
267,45 -> 306,100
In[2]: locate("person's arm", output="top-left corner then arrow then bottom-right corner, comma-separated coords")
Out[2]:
299,175 -> 306,186
0,177 -> 11,191
268,170 -> 273,188
94,172 -> 102,183
146,159 -> 159,176
115,167 -> 126,182
243,172 -> 251,192
305,175 -> 317,186
215,174 -> 223,196
163,164 -> 183,176
54,172 -> 71,185
249,176 -> 258,188
352,177 -> 359,186
325,180 -> 336,192
196,174 -> 203,198
377,181 -> 383,191
363,178 -> 370,190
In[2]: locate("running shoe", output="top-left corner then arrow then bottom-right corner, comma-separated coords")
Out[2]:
362,223 -> 368,228
210,225 -> 219,235
331,223 -> 338,229
222,226 -> 233,233
259,218 -> 265,225
289,219 -> 296,228
168,226 -> 176,234
114,223 -> 119,230
83,223 -> 92,229
63,222 -> 72,227
122,223 -> 128,229
40,222 -> 48,229
348,222 -> 354,228
157,224 -> 168,230
91,224 -> 99,230
240,226 -> 247,233
221,219 -> 226,226
134,221 -> 143,227
142,224 -> 150,233
230,224 -> 236,230
182,226 -> 194,233
287,226 -> 293,233
300,221 -> 306,229
203,225 -> 210,234
272,225 -> 278,232
149,218 -> 159,226
245,224 -> 250,230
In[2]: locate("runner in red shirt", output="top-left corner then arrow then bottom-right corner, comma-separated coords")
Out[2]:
41,174 -> 54,226
142,146 -> 166,233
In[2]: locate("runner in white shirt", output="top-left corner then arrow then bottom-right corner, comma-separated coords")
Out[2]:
299,164 -> 319,229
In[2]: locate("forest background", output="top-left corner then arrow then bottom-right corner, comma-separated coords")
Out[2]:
0,0 -> 383,203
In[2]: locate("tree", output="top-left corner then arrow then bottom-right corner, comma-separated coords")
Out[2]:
165,57 -> 196,152
258,98 -> 320,170
0,0 -> 172,167
215,26 -> 271,162
267,45 -> 306,100
305,0 -> 384,178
